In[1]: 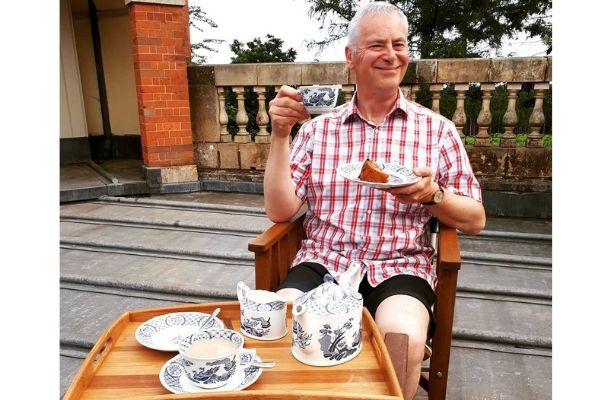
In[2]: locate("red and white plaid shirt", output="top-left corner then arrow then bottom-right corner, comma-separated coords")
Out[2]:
288,88 -> 482,290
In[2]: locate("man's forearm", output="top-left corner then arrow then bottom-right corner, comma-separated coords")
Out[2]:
264,136 -> 303,222
425,190 -> 486,235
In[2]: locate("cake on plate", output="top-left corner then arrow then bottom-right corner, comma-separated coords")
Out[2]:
359,159 -> 389,183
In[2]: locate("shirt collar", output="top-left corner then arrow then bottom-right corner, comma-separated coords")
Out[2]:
340,87 -> 408,124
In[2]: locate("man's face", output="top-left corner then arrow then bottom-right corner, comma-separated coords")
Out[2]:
345,13 -> 409,92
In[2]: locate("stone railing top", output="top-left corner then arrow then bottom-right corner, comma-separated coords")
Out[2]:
189,57 -> 552,86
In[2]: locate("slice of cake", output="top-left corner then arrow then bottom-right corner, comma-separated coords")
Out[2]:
359,159 -> 389,183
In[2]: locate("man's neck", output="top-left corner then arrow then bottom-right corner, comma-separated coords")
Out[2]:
355,87 -> 399,125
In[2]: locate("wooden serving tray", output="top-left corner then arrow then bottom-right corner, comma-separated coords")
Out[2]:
63,301 -> 403,400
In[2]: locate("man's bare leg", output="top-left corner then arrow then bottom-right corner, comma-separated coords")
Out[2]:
375,295 -> 430,400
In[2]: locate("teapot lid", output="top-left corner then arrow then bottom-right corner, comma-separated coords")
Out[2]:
294,274 -> 363,315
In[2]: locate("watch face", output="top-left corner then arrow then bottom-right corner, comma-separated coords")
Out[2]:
434,189 -> 444,203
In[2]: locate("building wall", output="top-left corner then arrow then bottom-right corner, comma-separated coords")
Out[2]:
60,0 -> 87,139
98,8 -> 140,135
71,1 -> 139,137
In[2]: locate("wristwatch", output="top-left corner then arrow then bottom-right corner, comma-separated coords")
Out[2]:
422,185 -> 444,205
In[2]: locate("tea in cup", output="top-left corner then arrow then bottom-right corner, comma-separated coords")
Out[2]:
237,281 -> 287,340
178,329 -> 255,389
298,84 -> 342,114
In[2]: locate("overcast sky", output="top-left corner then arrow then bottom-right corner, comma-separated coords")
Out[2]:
191,0 -> 548,64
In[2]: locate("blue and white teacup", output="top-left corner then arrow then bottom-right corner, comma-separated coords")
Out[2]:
298,84 -> 342,114
178,329 -> 255,389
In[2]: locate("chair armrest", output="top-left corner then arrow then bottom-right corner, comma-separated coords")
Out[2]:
428,223 -> 461,399
248,213 -> 305,254
437,223 -> 461,271
248,211 -> 306,291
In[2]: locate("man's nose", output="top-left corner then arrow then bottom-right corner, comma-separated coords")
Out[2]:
382,43 -> 396,60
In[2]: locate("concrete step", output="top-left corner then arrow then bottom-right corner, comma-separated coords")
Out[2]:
60,248 -> 254,298
458,261 -> 552,299
415,340 -> 552,399
454,295 -> 551,348
482,216 -> 552,235
460,231 -> 551,259
60,221 -> 254,263
60,198 -> 270,235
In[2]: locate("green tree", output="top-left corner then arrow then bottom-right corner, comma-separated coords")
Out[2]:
230,34 -> 297,63
303,0 -> 552,58
188,6 -> 224,64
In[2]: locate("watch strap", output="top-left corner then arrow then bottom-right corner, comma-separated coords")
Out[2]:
422,185 -> 444,205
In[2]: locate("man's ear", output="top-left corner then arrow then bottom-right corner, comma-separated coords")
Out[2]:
345,46 -> 354,69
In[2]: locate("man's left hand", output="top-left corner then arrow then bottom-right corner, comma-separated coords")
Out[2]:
383,166 -> 438,204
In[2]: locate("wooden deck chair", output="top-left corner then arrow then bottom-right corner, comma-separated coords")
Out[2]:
248,211 -> 462,400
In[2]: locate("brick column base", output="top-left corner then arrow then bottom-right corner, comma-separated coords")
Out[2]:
143,164 -> 198,188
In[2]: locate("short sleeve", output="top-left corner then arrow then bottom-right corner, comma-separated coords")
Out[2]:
437,123 -> 482,202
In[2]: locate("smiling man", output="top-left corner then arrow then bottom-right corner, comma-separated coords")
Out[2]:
264,2 -> 485,398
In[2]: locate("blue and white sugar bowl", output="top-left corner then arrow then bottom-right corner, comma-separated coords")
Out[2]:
237,281 -> 287,340
291,263 -> 364,366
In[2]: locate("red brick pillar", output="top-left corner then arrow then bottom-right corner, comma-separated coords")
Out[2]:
126,0 -> 197,186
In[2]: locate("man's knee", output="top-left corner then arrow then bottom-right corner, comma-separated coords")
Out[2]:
374,295 -> 430,350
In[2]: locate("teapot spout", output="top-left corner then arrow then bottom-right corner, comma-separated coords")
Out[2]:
292,303 -> 306,317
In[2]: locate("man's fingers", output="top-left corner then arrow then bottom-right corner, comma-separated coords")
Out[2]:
276,85 -> 303,101
413,166 -> 432,177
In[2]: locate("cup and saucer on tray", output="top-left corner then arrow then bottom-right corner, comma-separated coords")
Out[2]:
159,328 -> 264,394
159,353 -> 264,394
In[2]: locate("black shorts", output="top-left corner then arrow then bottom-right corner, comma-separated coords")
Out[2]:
278,262 -> 436,338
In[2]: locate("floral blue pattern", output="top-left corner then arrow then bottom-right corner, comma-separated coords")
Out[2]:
318,318 -> 362,361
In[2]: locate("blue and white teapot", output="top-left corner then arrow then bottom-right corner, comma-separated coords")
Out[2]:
291,263 -> 364,366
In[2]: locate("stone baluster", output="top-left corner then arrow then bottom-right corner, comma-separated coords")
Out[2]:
475,84 -> 494,146
217,87 -> 231,143
451,84 -> 468,141
254,86 -> 270,143
527,83 -> 550,147
430,84 -> 443,114
232,86 -> 251,143
500,83 -> 521,147
342,84 -> 355,103
400,85 -> 411,100
411,84 -> 419,102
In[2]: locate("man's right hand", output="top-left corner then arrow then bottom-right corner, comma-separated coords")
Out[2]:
268,85 -> 310,139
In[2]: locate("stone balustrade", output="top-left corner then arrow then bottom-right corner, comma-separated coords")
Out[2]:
187,57 -> 552,190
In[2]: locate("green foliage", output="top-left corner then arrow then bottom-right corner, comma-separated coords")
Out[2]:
230,34 -> 297,64
464,133 -> 551,147
188,6 -> 225,64
303,0 -> 552,58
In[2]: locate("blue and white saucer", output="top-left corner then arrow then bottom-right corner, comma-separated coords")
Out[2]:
135,312 -> 224,351
159,353 -> 263,393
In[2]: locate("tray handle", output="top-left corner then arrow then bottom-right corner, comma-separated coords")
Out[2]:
362,309 -> 404,398
63,312 -> 130,400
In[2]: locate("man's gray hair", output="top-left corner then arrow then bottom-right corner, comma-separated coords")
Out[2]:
346,1 -> 408,51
